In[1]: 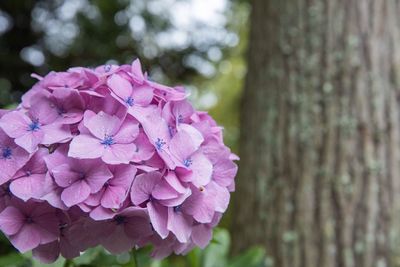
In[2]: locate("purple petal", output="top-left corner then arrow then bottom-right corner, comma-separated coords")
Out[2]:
32,241 -> 60,264
10,224 -> 41,252
68,134 -> 104,159
148,201 -> 169,239
10,174 -> 47,201
0,111 -> 31,138
15,131 -> 43,153
101,225 -> 135,254
130,172 -> 162,205
84,111 -> 121,139
85,163 -> 112,193
61,180 -> 91,207
101,185 -> 126,209
191,225 -> 212,248
102,143 -> 136,164
107,74 -> 133,100
0,206 -> 24,235
167,208 -> 192,243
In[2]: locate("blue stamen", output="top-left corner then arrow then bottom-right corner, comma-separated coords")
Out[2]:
183,158 -> 193,168
177,114 -> 184,123
101,135 -> 115,147
125,97 -> 135,107
155,138 -> 166,151
28,120 -> 40,132
173,205 -> 182,213
104,64 -> 112,72
1,147 -> 12,159
168,125 -> 175,138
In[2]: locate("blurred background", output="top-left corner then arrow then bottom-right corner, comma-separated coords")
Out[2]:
2,0 -> 400,267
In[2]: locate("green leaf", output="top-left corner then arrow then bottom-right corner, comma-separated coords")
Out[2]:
228,247 -> 265,267
0,252 -> 27,267
73,246 -> 101,265
202,228 -> 230,267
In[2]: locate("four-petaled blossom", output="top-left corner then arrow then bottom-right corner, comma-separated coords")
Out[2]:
0,105 -> 72,153
50,157 -> 113,207
0,200 -> 59,252
69,111 -> 139,164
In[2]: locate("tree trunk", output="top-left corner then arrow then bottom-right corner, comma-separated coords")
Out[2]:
232,1 -> 400,267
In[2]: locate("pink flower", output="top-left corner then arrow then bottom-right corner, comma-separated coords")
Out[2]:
0,129 -> 30,185
0,58 -> 238,262
9,148 -> 49,201
107,73 -> 154,120
49,156 -> 113,207
0,199 -> 59,252
69,111 -> 139,164
97,207 -> 153,254
0,107 -> 72,153
130,171 -> 191,239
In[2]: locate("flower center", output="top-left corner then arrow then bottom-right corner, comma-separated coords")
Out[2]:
125,97 -> 135,107
28,120 -> 40,132
101,135 -> 115,147
183,158 -> 193,168
26,216 -> 34,224
104,64 -> 112,72
177,114 -> 184,123
173,205 -> 182,213
1,147 -> 12,159
155,138 -> 166,151
114,215 -> 126,225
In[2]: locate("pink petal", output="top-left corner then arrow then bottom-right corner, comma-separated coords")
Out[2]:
130,172 -> 162,205
184,151 -> 213,186
102,143 -> 136,164
32,241 -> 60,264
192,225 -> 212,248
84,111 -> 121,139
101,185 -> 127,209
68,134 -> 104,159
148,201 -> 169,239
0,111 -> 31,138
41,124 -> 72,145
169,130 -> 197,163
0,206 -> 24,235
131,59 -> 145,83
107,74 -> 133,100
212,159 -> 238,187
15,131 -> 43,153
113,120 -> 139,144
85,164 -> 112,193
10,174 -> 47,201
10,224 -> 41,252
167,208 -> 192,243
61,180 -> 91,207
52,164 -> 81,188
101,225 -> 135,254
132,86 -> 153,106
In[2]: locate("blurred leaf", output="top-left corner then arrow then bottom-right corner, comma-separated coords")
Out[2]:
228,247 -> 265,267
203,228 -> 230,267
0,252 -> 27,267
73,247 -> 102,265
186,248 -> 202,267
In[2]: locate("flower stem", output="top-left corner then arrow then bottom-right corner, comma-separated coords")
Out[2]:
132,249 -> 139,267
63,259 -> 74,267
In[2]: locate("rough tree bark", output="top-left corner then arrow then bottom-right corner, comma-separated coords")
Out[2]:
232,1 -> 400,267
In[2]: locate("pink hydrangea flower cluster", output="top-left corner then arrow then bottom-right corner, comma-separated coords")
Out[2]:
0,59 -> 238,263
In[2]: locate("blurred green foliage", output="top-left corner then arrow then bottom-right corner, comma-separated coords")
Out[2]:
0,229 -> 265,267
